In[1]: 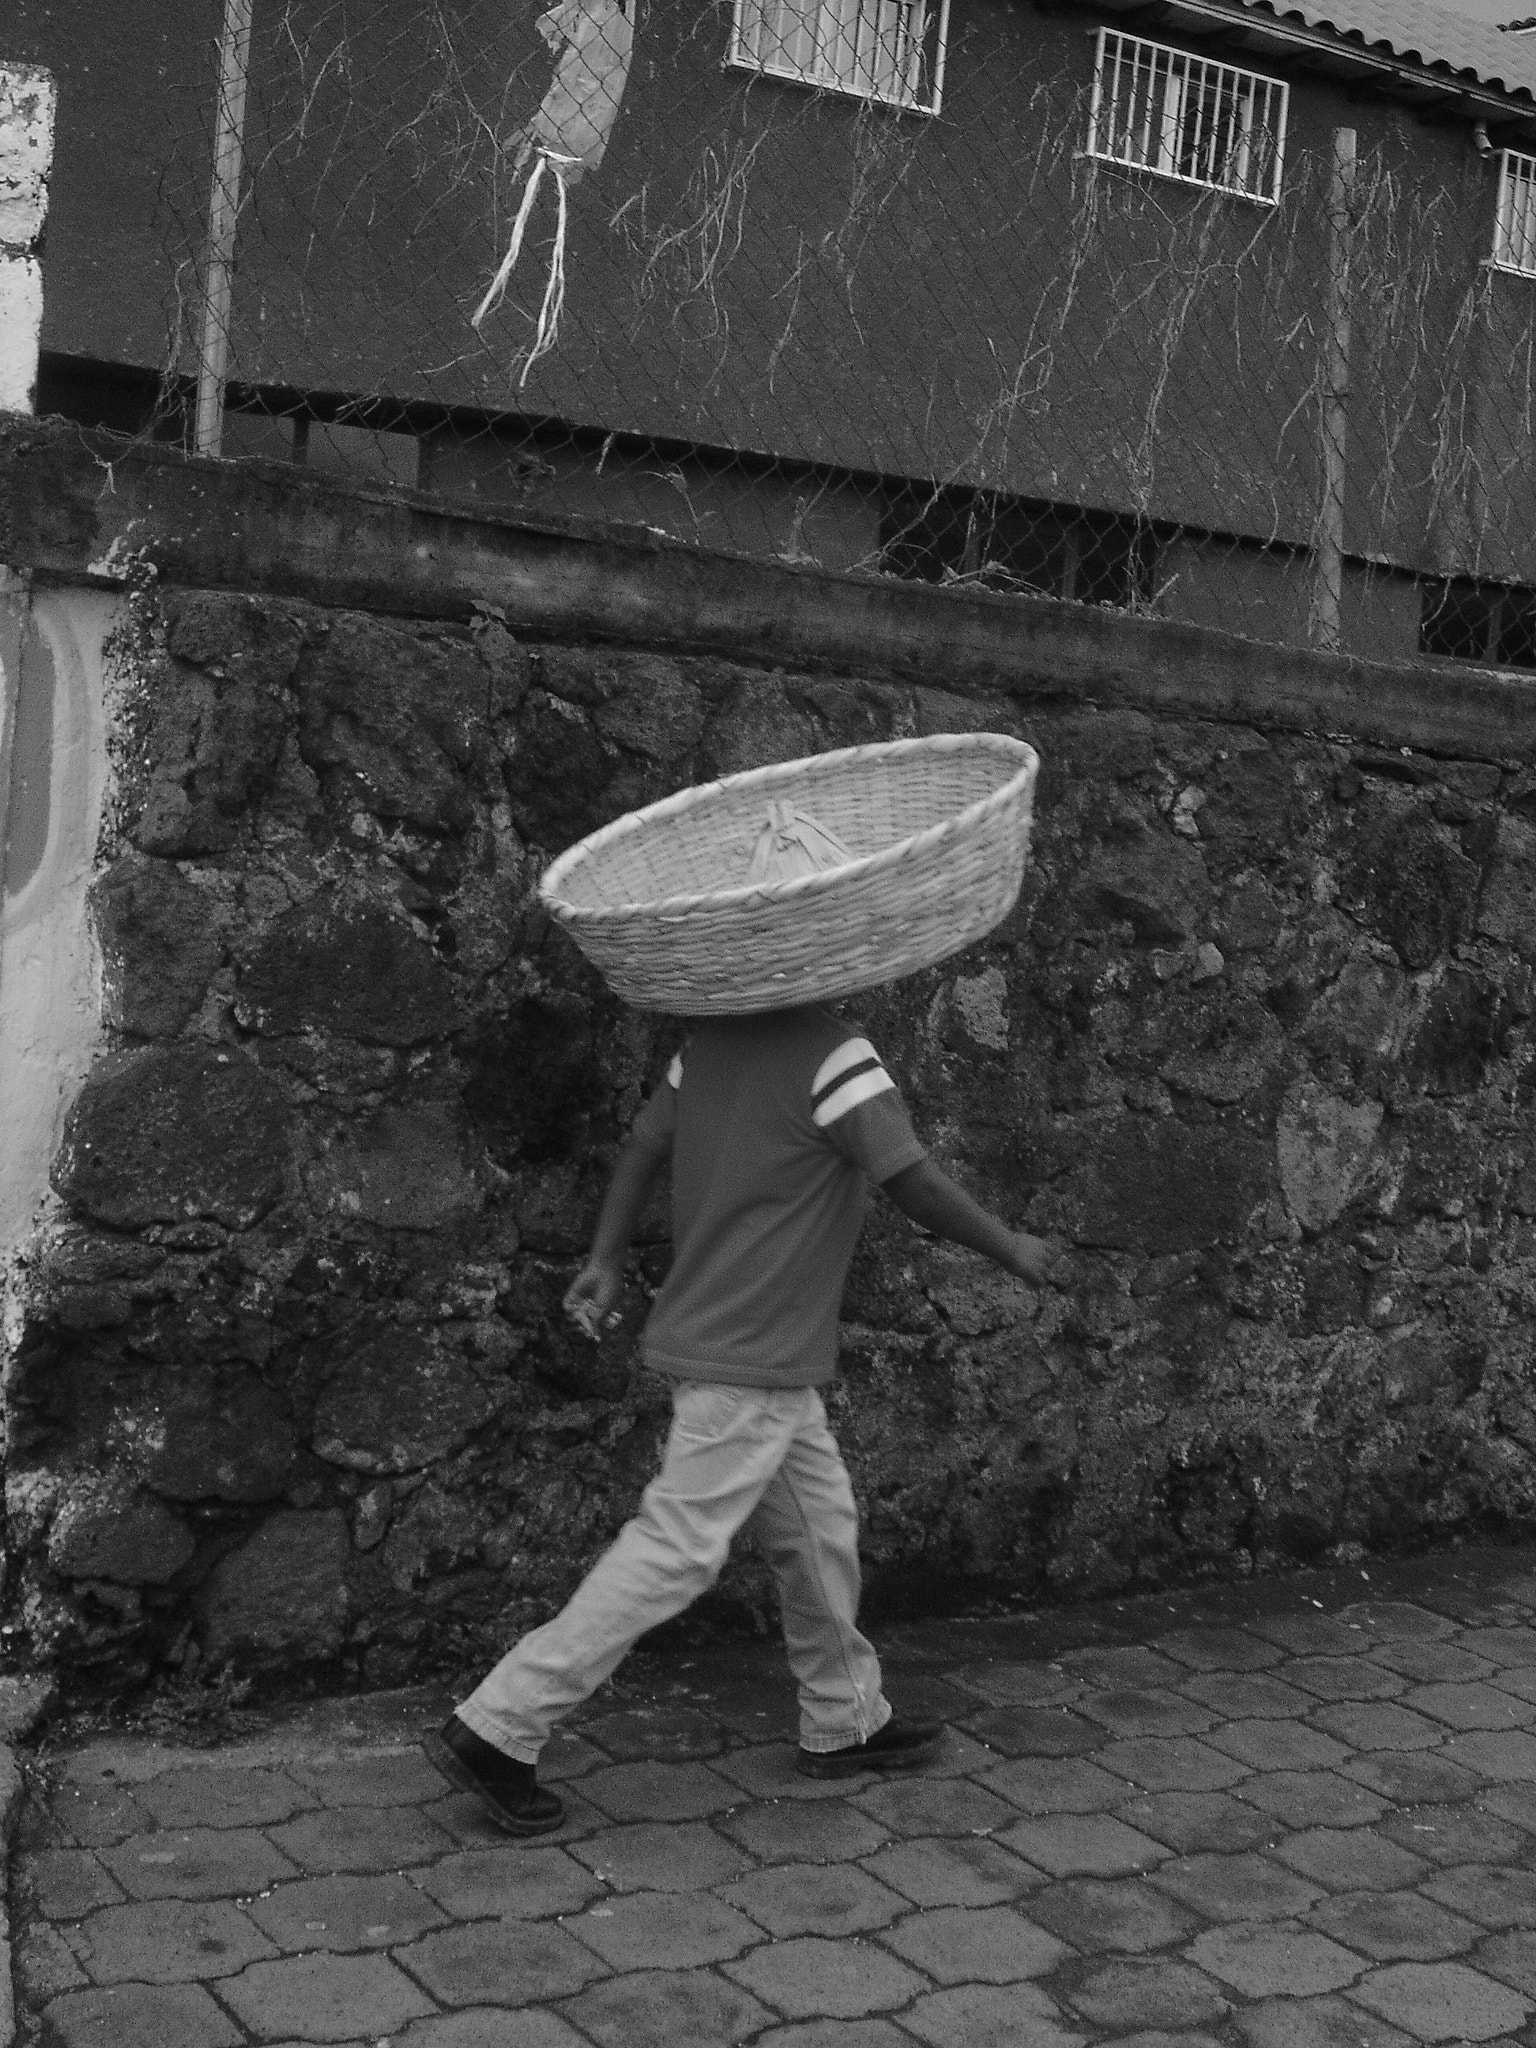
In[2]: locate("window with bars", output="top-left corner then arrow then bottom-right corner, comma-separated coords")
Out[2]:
1420,578 -> 1536,670
1086,28 -> 1288,204
729,0 -> 948,112
1494,150 -> 1536,277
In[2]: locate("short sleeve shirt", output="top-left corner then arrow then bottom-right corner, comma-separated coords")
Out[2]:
630,1007 -> 926,1387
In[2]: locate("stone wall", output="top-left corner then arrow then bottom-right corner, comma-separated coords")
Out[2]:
5,425 -> 1536,1695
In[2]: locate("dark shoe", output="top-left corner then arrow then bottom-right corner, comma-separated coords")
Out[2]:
796,1716 -> 943,1779
423,1715 -> 565,1835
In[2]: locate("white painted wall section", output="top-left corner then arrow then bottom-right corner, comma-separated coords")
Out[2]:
0,62 -> 55,414
0,586 -> 116,1265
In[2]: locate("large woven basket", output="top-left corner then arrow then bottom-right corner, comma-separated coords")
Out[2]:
538,732 -> 1038,1014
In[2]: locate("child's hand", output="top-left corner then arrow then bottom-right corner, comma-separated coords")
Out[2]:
1009,1233 -> 1060,1287
563,1258 -> 624,1343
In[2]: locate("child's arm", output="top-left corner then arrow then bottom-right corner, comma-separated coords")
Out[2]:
882,1159 -> 1058,1286
562,1134 -> 669,1337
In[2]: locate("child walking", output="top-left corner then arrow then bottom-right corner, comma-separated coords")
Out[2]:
425,1003 -> 1056,1833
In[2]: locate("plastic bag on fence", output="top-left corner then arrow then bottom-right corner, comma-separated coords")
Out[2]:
473,0 -> 634,382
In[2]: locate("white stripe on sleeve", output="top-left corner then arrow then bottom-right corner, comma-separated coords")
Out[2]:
813,1067 -> 896,1128
812,1038 -> 879,1098
666,1053 -> 684,1088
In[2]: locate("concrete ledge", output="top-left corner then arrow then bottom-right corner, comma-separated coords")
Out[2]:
3,413 -> 1535,764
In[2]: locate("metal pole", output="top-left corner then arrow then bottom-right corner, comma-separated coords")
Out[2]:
194,0 -> 254,458
1313,126 -> 1356,653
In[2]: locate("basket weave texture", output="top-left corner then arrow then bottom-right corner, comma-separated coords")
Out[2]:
539,733 -> 1038,1015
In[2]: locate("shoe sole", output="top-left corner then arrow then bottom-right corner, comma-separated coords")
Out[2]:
796,1737 -> 942,1780
422,1730 -> 566,1835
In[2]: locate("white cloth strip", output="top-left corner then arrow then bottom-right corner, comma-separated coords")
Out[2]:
666,1052 -> 684,1088
813,1067 -> 896,1128
812,1037 -> 880,1098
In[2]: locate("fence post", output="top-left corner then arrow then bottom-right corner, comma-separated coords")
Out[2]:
1312,126 -> 1356,654
0,63 -> 56,415
194,0 -> 254,459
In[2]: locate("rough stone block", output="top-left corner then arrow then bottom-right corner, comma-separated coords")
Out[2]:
234,892 -> 458,1044
557,1966 -> 774,2048
46,1481 -> 194,1587
724,1934 -> 924,2019
879,1902 -> 1070,1983
218,1950 -> 438,2042
194,1509 -> 351,1667
246,1871 -> 448,1952
91,856 -> 224,1038
312,1329 -> 507,1474
142,1372 -> 298,1505
65,1897 -> 278,1982
51,1046 -> 291,1229
306,1103 -> 484,1232
565,1888 -> 760,1970
39,1980 -> 244,2048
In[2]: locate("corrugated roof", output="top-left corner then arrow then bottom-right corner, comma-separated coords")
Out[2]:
1232,0 -> 1536,101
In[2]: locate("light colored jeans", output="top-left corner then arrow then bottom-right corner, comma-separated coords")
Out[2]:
457,1381 -> 891,1763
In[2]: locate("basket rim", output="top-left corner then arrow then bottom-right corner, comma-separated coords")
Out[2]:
539,732 -> 1038,926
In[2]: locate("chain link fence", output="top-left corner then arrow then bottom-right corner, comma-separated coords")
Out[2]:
129,0 -> 1536,664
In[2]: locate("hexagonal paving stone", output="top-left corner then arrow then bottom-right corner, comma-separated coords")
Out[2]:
100,1828 -> 298,1901
246,1871 -> 449,1952
1067,1957 -> 1231,2031
1422,1862 -> 1536,1929
1180,1672 -> 1315,1721
1235,1991 -> 1417,2048
1096,1736 -> 1249,1794
880,1903 -> 1070,1984
1349,1958 -> 1532,2041
1458,1627 -> 1536,1667
568,1820 -> 749,1893
290,1752 -> 450,1808
1273,1826 -> 1430,1891
1407,1683 -> 1535,1731
860,1833 -> 1041,1908
39,1981 -> 244,2048
395,2013 -> 589,2048
711,1744 -> 878,1803
25,1849 -> 126,1921
1077,1689 -> 1217,1738
1204,1721 -> 1353,1773
1343,1751 -> 1480,1806
980,1756 -> 1135,1816
1236,1771 -> 1386,1830
1154,1626 -> 1284,1673
577,1761 -> 741,1824
1378,1804 -> 1530,1868
715,1799 -> 889,1865
1060,1647 -> 1190,1691
580,1709 -> 726,1762
851,1776 -> 1015,1840
727,1862 -> 907,1937
724,1935 -> 924,2019
557,1966 -> 774,2048
65,1897 -> 278,1984
1150,1850 -> 1323,1923
564,1888 -> 762,1970
964,1706 -> 1104,1757
1308,1887 -> 1481,1961
1371,1640 -> 1496,1685
1311,1701 -> 1443,1752
398,1920 -> 606,2007
219,1952 -> 437,2043
1442,1729 -> 1536,1783
952,1662 -> 1084,1708
1280,1658 -> 1405,1703
135,1767 -> 309,1831
1473,1927 -> 1536,1996
1187,1919 -> 1363,1998
1025,1876 -> 1199,1955
998,1813 -> 1168,1877
1246,1615 -> 1367,1659
1115,1791 -> 1279,1857
267,1804 -> 456,1874
1333,1603 -> 1456,1645
46,1783 -> 152,1849
898,1981 -> 1084,2048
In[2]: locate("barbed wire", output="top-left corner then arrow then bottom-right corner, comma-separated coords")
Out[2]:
138,0 -> 1536,661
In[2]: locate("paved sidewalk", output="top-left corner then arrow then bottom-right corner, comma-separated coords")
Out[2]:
17,1549 -> 1536,2048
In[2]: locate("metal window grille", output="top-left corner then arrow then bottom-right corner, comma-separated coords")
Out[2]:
729,0 -> 948,113
1086,28 -> 1288,204
1494,150 -> 1536,277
